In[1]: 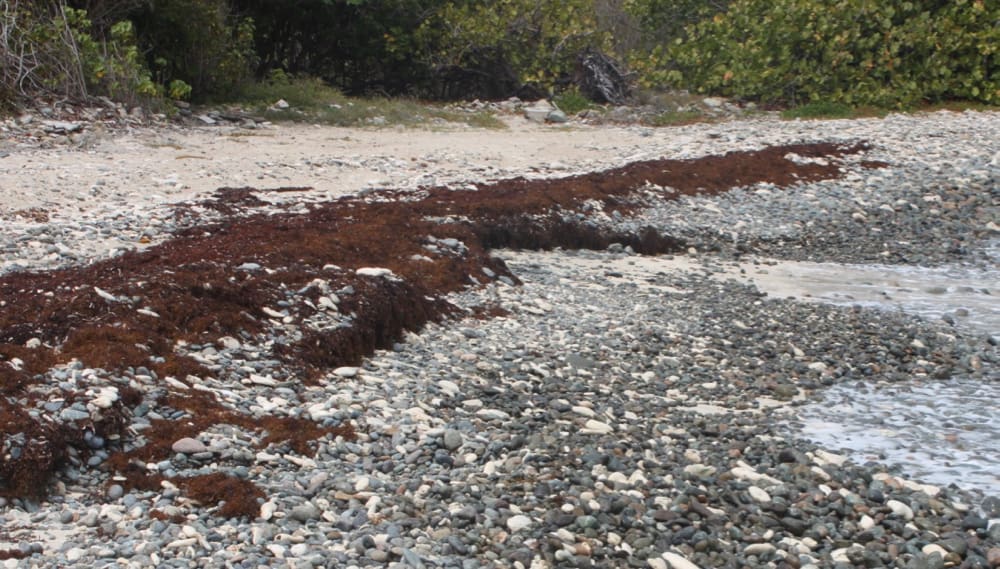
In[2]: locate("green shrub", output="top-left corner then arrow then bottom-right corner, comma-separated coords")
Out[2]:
554,88 -> 596,114
418,0 -> 610,95
131,0 -> 256,101
780,101 -> 858,119
0,1 -> 160,105
646,0 -> 999,107
90,20 -> 160,104
647,109 -> 705,126
238,75 -> 346,109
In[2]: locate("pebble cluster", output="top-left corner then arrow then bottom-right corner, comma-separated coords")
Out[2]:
0,110 -> 998,568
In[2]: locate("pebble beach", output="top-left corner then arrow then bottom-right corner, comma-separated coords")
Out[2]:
0,109 -> 998,568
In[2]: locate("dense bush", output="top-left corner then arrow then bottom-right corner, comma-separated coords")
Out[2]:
0,0 -> 159,105
417,0 -> 609,98
231,0 -> 440,96
2,0 -> 996,109
129,0 -> 255,100
647,0 -> 999,106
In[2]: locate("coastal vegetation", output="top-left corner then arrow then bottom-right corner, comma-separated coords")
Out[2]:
0,0 -> 997,113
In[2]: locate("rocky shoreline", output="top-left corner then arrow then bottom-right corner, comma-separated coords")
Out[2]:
0,111 -> 998,568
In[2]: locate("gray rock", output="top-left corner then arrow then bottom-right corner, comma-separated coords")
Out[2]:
546,110 -> 569,124
290,502 -> 321,522
171,437 -> 208,454
442,429 -> 463,451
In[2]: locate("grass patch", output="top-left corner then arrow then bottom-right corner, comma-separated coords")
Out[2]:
782,99 -> 998,121
781,101 -> 889,120
554,88 -> 596,115
237,76 -> 505,129
645,109 -> 707,127
914,100 -> 1000,114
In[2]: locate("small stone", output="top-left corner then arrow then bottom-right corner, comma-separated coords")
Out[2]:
107,484 -> 124,500
581,419 -> 613,434
442,429 -> 463,451
748,486 -> 771,503
476,409 -> 510,421
66,548 -> 86,562
507,515 -> 532,532
683,464 -> 716,479
356,267 -> 394,278
260,501 -> 277,521
985,548 -> 1000,568
887,499 -> 914,520
745,543 -> 776,556
661,551 -> 702,569
961,515 -> 988,530
546,110 -> 569,123
922,544 -> 948,557
171,437 -> 208,454
290,502 -> 321,522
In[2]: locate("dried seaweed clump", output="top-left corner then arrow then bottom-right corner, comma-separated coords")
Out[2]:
0,402 -> 68,499
179,472 -> 265,518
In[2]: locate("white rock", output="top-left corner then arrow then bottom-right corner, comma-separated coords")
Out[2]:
260,501 -> 277,521
262,306 -> 285,319
922,544 -> 948,557
266,544 -> 287,558
744,543 -> 776,556
730,463 -> 782,486
748,486 -> 772,503
572,405 -> 596,417
476,408 -> 510,421
831,547 -> 851,563
648,559 -> 668,569
810,466 -> 832,481
813,449 -> 848,466
333,366 -> 359,378
887,499 -> 914,520
290,543 -> 310,557
248,374 -> 278,386
581,419 -> 614,434
94,286 -> 120,302
165,538 -> 197,549
90,395 -> 114,409
607,472 -> 629,486
859,514 -> 875,530
356,267 -> 394,278
661,551 -> 702,569
683,464 -> 716,478
284,455 -> 316,469
507,514 -> 533,532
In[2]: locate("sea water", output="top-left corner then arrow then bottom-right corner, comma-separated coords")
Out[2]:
744,242 -> 999,512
